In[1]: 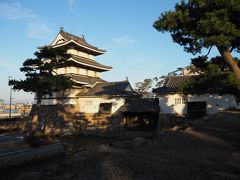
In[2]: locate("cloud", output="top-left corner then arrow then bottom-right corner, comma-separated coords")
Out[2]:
0,2 -> 37,20
27,22 -> 51,39
0,2 -> 51,39
112,36 -> 135,48
68,0 -> 74,8
67,0 -> 80,16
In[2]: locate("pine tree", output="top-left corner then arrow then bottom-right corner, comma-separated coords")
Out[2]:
153,0 -> 240,79
135,79 -> 152,93
9,46 -> 73,104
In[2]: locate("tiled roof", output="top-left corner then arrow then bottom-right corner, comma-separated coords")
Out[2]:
153,76 -> 197,94
70,55 -> 112,71
118,98 -> 159,113
59,30 -> 106,53
70,74 -> 106,86
77,81 -> 139,97
164,76 -> 195,87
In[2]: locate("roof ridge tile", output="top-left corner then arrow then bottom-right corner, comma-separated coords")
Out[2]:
59,29 -> 106,53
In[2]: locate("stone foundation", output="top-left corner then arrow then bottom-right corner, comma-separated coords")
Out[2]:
0,117 -> 28,135
29,105 -> 125,136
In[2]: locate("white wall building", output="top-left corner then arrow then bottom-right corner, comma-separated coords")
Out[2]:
153,76 -> 238,115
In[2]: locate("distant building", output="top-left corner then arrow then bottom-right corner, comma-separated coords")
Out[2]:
153,75 -> 238,116
179,67 -> 200,76
0,103 -> 32,118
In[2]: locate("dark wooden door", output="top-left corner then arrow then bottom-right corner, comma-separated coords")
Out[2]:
125,113 -> 158,131
187,101 -> 206,117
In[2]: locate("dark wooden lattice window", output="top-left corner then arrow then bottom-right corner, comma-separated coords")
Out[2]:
99,103 -> 112,114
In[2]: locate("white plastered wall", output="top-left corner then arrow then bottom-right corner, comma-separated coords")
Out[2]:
189,94 -> 237,114
38,96 -> 125,113
159,94 -> 187,115
81,69 -> 87,76
55,67 -> 99,77
158,93 -> 237,115
70,67 -> 78,74
40,98 -> 77,105
87,70 -> 95,77
96,72 -> 101,77
78,97 -> 125,113
36,88 -> 80,105
67,49 -> 94,60
55,67 -> 66,74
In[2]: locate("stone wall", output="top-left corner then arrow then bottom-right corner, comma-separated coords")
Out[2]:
0,117 -> 28,135
29,104 -> 125,136
157,114 -> 195,129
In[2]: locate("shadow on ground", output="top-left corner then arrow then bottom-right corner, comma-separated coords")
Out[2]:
4,111 -> 240,180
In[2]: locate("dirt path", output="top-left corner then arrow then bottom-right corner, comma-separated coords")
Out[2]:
12,129 -> 239,180
4,111 -> 240,180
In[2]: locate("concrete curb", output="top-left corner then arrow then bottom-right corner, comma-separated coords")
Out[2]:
0,143 -> 65,170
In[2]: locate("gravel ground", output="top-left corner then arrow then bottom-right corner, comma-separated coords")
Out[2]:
37,133 -> 239,180
10,111 -> 240,180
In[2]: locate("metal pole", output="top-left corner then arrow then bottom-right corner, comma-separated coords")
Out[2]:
9,86 -> 12,118
8,76 -> 12,118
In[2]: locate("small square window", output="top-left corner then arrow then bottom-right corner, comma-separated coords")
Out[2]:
175,98 -> 182,105
182,97 -> 188,104
99,103 -> 112,114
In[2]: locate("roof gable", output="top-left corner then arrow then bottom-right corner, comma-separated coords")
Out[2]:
77,81 -> 139,97
153,76 -> 198,94
50,33 -> 67,46
50,29 -> 106,56
164,76 -> 195,88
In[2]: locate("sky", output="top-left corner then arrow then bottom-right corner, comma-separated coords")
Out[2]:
0,0 -> 217,103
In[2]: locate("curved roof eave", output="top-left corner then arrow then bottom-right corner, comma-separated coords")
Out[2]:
71,79 -> 91,86
69,58 -> 112,71
71,79 -> 88,84
50,39 -> 106,54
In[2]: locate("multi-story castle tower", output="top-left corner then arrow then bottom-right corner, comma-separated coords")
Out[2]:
40,28 -> 114,105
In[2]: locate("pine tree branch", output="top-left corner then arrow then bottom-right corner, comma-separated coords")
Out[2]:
204,46 -> 212,58
52,69 -> 59,75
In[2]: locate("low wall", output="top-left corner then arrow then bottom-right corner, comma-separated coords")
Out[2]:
158,114 -> 195,129
0,117 -> 28,135
29,105 -> 125,136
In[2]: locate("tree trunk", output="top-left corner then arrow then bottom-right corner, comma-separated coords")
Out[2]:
36,93 -> 42,107
217,47 -> 240,79
31,93 -> 42,131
